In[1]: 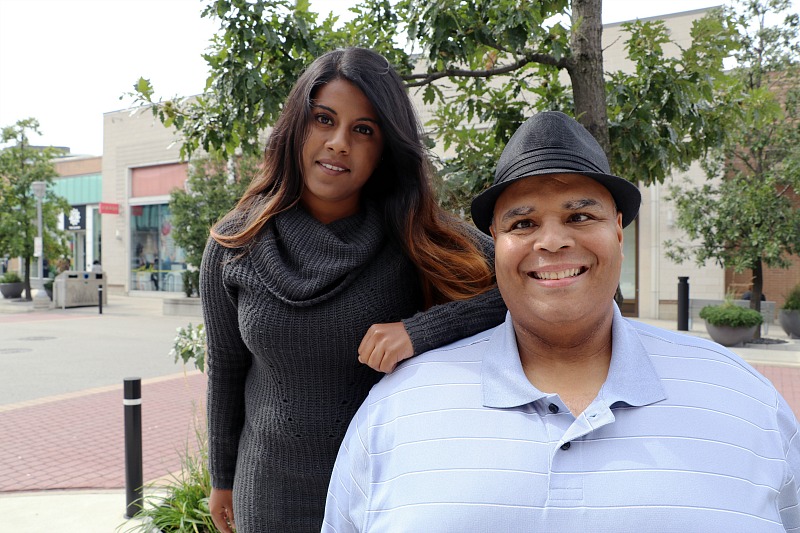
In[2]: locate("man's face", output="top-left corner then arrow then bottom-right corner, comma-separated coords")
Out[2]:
490,173 -> 624,333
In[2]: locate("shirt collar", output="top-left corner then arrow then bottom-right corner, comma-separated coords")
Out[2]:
482,305 -> 666,409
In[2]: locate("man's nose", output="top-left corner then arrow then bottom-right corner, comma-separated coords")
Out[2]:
532,220 -> 573,252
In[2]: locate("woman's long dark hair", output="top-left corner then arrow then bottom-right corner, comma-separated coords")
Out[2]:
211,47 -> 494,307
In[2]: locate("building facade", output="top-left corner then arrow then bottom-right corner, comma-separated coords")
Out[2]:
101,109 -> 190,295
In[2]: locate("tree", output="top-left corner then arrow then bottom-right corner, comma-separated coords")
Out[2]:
665,0 -> 800,337
168,152 -> 257,269
132,0 -> 739,213
0,118 -> 70,300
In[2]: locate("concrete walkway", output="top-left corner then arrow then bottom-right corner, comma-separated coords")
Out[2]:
0,292 -> 798,532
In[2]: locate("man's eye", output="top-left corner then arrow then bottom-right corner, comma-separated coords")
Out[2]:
354,124 -> 373,135
569,213 -> 592,223
511,219 -> 535,230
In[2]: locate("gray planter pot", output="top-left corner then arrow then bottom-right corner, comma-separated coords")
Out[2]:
779,309 -> 800,339
0,282 -> 24,299
705,323 -> 758,347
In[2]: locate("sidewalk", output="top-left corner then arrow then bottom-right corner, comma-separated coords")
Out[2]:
0,293 -> 206,532
0,293 -> 798,532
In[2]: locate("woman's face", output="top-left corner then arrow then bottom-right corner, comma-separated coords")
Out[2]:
300,79 -> 385,224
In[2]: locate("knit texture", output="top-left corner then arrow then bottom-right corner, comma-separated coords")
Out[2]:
200,203 -> 506,532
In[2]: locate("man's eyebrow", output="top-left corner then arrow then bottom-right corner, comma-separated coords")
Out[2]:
499,206 -> 535,222
311,103 -> 379,124
563,198 -> 602,210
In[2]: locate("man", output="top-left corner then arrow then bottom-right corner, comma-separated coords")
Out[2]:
323,112 -> 800,531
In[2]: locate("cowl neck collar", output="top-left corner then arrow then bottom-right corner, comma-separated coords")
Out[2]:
250,202 -> 386,307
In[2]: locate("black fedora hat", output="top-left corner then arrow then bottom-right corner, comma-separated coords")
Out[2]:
470,111 -> 641,234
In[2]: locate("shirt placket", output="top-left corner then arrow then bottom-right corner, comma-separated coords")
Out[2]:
542,397 -> 615,507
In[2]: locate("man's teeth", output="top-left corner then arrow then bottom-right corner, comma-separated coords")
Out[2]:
533,268 -> 581,280
321,162 -> 346,171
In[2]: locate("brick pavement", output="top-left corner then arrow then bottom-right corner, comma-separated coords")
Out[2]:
0,372 -> 206,492
753,364 -> 800,419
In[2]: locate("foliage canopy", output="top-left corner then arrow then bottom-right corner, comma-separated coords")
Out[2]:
0,118 -> 70,299
132,0 -> 740,214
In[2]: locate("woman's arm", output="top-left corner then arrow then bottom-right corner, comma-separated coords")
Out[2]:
360,230 -> 506,372
201,238 -> 252,490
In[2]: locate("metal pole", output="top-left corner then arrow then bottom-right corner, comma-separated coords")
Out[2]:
677,276 -> 690,331
98,285 -> 103,314
36,194 -> 43,282
123,377 -> 143,518
31,181 -> 49,309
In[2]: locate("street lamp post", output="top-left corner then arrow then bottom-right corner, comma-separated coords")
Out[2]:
31,181 -> 49,309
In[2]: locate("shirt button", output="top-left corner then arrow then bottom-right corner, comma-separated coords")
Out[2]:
548,403 -> 559,414
561,442 -> 571,451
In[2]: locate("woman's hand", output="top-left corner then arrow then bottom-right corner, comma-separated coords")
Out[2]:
358,322 -> 414,373
209,487 -> 236,533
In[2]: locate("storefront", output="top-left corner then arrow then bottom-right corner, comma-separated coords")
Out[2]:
127,162 -> 189,293
52,156 -> 103,272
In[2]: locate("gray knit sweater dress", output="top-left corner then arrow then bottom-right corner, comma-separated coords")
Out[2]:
200,203 -> 506,532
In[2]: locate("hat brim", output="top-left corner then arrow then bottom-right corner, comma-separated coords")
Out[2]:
470,169 -> 641,234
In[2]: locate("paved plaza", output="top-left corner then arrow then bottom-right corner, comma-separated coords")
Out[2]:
0,292 -> 799,532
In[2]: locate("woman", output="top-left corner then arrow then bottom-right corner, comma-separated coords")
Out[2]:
201,47 -> 506,532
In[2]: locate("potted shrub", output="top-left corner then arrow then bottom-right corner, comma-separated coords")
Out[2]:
778,284 -> 800,339
699,300 -> 763,347
0,271 -> 24,299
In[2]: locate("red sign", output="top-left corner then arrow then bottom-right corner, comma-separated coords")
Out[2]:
99,202 -> 119,215
130,205 -> 143,216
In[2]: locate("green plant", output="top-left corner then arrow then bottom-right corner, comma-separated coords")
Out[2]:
699,301 -> 763,328
0,271 -> 21,283
119,423 -> 216,533
783,285 -> 800,311
170,323 -> 206,372
181,270 -> 200,297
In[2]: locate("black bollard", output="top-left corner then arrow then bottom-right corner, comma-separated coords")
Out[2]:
677,276 -> 690,331
98,285 -> 103,314
123,378 -> 143,518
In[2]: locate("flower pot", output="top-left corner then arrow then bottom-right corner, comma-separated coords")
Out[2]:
0,282 -> 24,299
705,323 -> 758,347
779,309 -> 800,339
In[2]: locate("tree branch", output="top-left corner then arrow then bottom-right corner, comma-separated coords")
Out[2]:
402,53 -> 566,88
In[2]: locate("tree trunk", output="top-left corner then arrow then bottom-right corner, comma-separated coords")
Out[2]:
568,0 -> 610,156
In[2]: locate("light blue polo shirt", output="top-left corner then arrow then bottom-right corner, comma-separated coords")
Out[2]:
323,306 -> 800,532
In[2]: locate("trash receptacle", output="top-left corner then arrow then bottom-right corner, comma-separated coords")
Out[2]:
54,270 -> 108,309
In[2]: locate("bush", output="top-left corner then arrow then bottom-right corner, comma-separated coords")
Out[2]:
181,269 -> 200,297
783,285 -> 800,311
699,302 -> 763,328
1,271 -> 22,283
170,323 -> 206,372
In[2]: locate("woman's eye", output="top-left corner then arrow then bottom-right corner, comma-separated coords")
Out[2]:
315,114 -> 333,125
354,124 -> 373,135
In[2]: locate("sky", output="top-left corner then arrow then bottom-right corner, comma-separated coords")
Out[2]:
0,0 -> 794,156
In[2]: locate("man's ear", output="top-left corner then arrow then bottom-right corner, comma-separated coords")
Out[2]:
489,223 -> 497,240
616,212 -> 624,250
